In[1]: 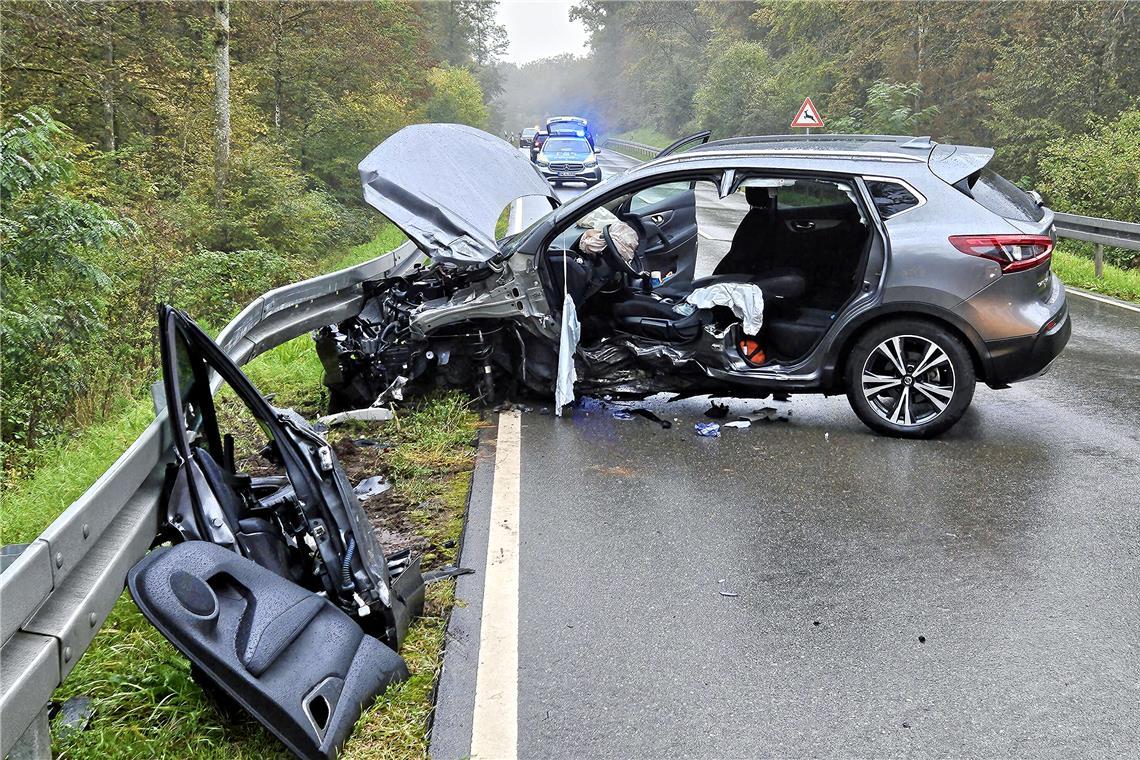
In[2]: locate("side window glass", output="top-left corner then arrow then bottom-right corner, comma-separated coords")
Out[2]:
866,180 -> 921,219
775,179 -> 850,208
629,181 -> 690,212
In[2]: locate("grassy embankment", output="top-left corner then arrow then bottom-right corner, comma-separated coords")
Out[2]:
1052,240 -> 1140,304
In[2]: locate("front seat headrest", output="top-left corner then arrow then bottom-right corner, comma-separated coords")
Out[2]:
744,187 -> 771,209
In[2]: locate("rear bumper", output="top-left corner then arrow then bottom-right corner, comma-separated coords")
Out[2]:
983,303 -> 1071,387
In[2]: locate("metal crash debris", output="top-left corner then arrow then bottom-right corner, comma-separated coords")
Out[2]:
123,306 -> 458,759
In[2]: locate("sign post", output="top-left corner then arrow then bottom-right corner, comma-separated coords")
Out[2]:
791,96 -> 824,134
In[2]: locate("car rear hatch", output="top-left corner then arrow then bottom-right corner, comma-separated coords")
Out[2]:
934,145 -> 1060,309
359,124 -> 558,267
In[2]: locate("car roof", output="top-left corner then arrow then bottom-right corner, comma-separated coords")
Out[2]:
547,116 -> 587,124
646,134 -> 994,183
689,134 -> 934,160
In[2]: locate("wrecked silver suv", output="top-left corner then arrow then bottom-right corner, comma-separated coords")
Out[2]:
318,125 -> 1070,438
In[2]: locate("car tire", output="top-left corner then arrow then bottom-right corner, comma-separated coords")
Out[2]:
844,319 -> 975,439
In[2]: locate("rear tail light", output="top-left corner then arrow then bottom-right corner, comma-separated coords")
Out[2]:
948,235 -> 1053,272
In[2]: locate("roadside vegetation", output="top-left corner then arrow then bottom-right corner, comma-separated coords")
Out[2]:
1053,242 -> 1140,305
51,335 -> 481,759
1,0 -> 504,492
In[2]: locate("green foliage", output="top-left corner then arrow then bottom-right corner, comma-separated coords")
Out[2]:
0,1 -> 498,483
1,109 -> 135,464
426,66 -> 490,127
1039,109 -> 1140,232
828,81 -> 939,135
694,42 -> 781,137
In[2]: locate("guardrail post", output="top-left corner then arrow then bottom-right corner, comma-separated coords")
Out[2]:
8,706 -> 51,760
1094,243 -> 1104,279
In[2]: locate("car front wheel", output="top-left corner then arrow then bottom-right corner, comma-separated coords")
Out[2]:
844,319 -> 976,439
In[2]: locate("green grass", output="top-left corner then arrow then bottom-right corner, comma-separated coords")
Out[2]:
51,334 -> 480,759
1,227 -> 406,546
1052,240 -> 1140,304
324,223 -> 408,272
2,396 -> 156,545
613,128 -> 673,149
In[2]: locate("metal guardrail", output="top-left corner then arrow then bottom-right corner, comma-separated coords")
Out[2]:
1053,212 -> 1140,277
0,241 -> 420,757
603,137 -> 660,161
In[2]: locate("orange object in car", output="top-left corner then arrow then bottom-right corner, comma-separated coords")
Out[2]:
738,338 -> 766,366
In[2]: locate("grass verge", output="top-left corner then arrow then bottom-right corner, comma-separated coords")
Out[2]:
52,334 -> 480,759
1,226 -> 406,546
1052,240 -> 1140,304
613,128 -> 672,149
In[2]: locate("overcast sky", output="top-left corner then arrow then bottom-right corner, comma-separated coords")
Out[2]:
496,0 -> 590,65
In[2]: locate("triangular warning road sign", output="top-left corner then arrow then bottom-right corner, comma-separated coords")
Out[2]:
791,97 -> 824,129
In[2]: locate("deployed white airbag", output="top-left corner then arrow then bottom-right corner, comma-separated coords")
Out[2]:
685,282 -> 765,335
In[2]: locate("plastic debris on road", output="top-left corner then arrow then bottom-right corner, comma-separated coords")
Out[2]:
723,420 -> 751,429
575,395 -> 605,413
741,406 -> 792,423
704,401 -> 729,419
353,475 -> 392,499
631,408 -> 672,428
318,407 -> 394,426
611,409 -> 633,420
695,422 -> 721,437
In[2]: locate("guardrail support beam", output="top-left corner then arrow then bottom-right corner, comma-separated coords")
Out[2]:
1094,243 -> 1103,279
8,706 -> 50,760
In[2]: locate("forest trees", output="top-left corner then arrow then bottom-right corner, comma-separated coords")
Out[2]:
562,0 -> 1140,195
1,0 -> 503,479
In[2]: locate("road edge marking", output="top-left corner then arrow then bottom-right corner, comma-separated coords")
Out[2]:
1066,286 -> 1140,314
469,410 -> 521,760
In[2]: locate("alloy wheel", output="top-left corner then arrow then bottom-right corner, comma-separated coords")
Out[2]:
861,334 -> 956,427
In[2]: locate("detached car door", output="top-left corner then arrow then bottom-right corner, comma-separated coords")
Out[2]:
134,305 -> 428,758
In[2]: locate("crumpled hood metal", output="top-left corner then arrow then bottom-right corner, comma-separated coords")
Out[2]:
359,124 -> 557,266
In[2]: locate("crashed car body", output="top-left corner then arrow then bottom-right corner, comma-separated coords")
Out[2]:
319,125 -> 1070,438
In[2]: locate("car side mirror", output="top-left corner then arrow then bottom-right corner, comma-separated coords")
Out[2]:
595,148 -> 603,155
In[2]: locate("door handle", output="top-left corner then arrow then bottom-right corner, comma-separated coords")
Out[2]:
650,213 -> 666,225
790,220 -> 816,231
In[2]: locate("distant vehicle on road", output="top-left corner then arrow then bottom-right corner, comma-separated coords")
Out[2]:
519,127 -> 537,147
535,136 -> 600,187
545,115 -> 594,149
529,129 -> 547,162
327,126 -> 1071,439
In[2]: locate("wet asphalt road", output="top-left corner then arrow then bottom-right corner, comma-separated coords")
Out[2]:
432,149 -> 1140,758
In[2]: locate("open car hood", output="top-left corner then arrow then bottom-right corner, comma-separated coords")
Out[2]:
359,124 -> 558,267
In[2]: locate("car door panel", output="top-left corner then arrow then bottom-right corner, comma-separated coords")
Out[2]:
623,189 -> 699,289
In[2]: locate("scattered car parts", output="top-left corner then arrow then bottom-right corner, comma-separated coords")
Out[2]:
127,305 -> 430,758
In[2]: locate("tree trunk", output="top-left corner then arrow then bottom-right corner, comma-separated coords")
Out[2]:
213,0 -> 231,207
273,0 -> 284,133
100,17 -> 116,151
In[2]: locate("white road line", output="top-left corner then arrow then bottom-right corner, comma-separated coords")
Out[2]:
469,410 -> 521,760
1066,286 -> 1140,314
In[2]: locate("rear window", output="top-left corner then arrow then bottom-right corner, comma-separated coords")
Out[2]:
970,169 -> 1044,222
543,137 -> 590,153
866,180 -> 921,219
